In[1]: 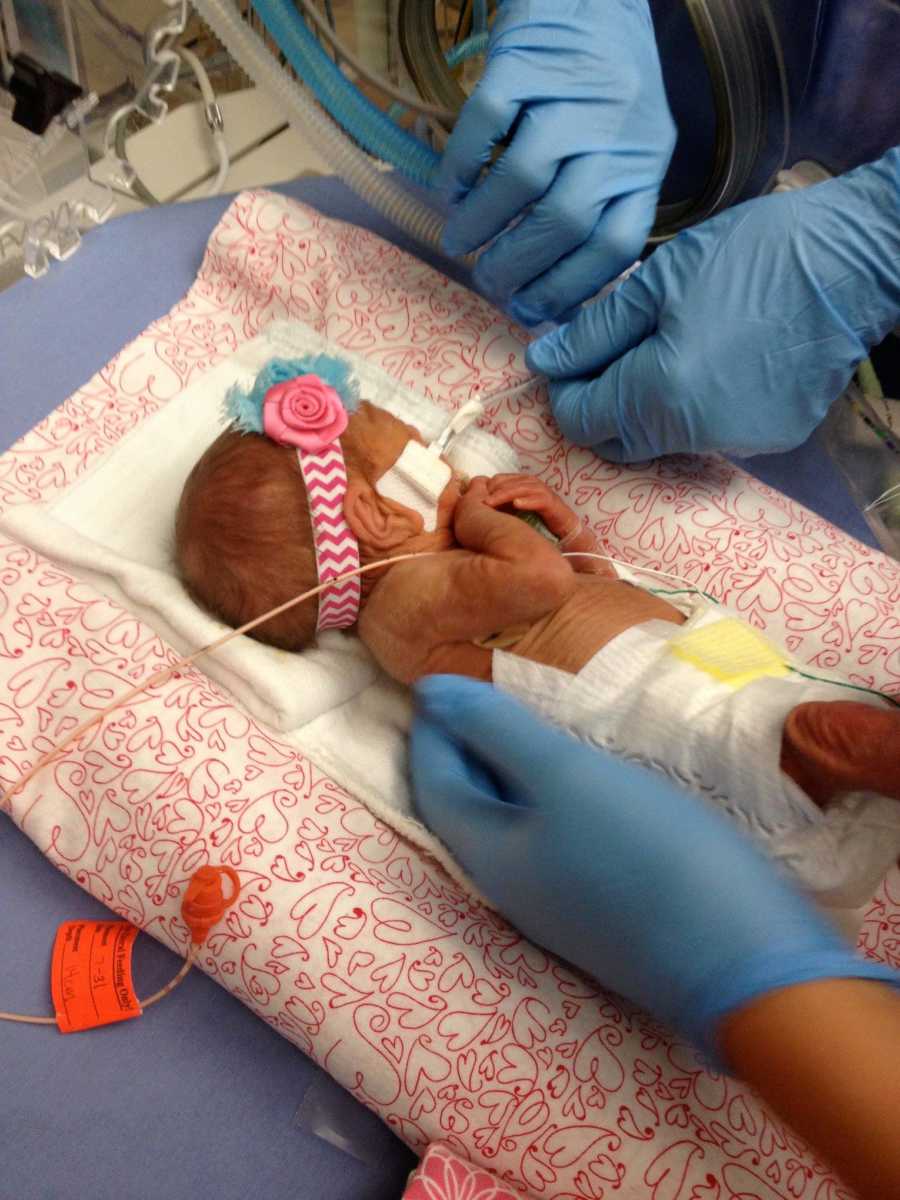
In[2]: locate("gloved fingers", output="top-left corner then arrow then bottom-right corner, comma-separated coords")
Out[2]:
547,334 -> 672,457
472,154 -> 608,303
413,675 -> 577,800
526,267 -> 660,378
437,79 -> 521,210
442,115 -> 563,258
509,188 -> 659,326
410,712 -> 502,811
409,714 -> 531,879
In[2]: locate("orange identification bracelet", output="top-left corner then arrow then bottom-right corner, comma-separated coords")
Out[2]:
50,921 -> 141,1034
0,865 -> 241,1032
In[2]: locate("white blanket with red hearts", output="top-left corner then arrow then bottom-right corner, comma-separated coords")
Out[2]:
1,189 -> 898,1200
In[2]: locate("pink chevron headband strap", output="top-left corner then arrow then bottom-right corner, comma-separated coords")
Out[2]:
262,375 -> 360,632
296,444 -> 361,631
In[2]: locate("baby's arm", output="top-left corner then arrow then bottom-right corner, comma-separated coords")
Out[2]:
360,478 -> 578,683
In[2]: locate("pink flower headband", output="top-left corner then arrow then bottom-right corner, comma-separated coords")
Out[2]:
225,359 -> 361,633
263,375 -> 349,452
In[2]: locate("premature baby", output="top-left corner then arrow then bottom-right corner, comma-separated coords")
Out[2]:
176,357 -> 900,906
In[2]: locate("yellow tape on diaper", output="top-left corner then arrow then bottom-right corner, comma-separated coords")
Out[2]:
669,618 -> 789,689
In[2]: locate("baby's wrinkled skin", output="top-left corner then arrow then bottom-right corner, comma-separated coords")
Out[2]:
177,401 -> 900,807
360,472 -> 682,681
325,403 -> 677,681
348,406 -> 900,807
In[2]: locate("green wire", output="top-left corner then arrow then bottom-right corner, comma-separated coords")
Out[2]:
649,586 -> 719,604
515,510 -> 558,541
787,667 -> 900,709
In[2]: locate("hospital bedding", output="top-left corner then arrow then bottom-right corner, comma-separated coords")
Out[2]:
1,187 -> 898,1199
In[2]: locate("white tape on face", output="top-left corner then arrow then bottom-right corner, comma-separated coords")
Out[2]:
374,403 -> 483,532
375,441 -> 452,532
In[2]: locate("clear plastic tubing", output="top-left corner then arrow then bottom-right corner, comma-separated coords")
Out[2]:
388,32 -> 487,123
476,374 -> 543,407
191,0 -> 447,253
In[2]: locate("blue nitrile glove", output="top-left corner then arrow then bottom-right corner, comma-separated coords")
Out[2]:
439,0 -> 675,325
410,676 -> 899,1060
527,148 -> 900,460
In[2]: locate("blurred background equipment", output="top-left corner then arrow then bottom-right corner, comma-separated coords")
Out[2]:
0,0 -> 897,556
2,1 -> 899,272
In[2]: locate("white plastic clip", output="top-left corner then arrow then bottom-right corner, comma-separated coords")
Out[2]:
430,399 -> 484,455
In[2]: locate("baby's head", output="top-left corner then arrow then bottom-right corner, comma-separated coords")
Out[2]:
175,356 -> 460,650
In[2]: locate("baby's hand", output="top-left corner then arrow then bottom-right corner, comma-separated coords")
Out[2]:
485,473 -> 575,534
454,476 -> 570,574
459,474 -> 491,506
454,474 -> 535,549
484,474 -> 612,575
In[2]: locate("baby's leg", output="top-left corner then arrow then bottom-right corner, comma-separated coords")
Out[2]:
781,701 -> 900,804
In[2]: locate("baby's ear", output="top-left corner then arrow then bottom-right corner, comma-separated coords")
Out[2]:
781,700 -> 900,804
344,479 -> 423,551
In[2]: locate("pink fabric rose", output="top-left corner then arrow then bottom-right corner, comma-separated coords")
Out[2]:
263,374 -> 348,451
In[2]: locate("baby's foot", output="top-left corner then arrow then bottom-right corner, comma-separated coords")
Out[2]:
781,700 -> 900,804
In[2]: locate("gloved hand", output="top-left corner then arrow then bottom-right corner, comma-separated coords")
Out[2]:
439,0 -> 675,325
410,676 -> 899,1059
528,148 -> 900,459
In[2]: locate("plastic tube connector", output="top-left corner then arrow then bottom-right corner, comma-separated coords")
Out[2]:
430,400 -> 484,456
181,865 -> 241,945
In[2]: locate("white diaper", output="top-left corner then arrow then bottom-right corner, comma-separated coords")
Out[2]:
493,596 -> 900,910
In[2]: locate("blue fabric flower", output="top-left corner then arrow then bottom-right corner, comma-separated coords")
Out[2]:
223,353 -> 361,434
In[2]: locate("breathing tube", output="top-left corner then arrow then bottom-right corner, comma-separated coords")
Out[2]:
248,0 -> 439,188
191,0 -> 446,252
195,1 -> 787,252
396,0 -> 789,239
388,33 -> 488,125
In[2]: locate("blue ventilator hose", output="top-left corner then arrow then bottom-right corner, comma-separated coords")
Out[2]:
251,0 -> 441,186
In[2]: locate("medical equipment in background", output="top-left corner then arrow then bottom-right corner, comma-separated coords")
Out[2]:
178,0 -> 900,251
1,0 -> 898,556
0,2 -> 112,276
0,0 -> 228,276
102,10 -> 229,207
3,1 -> 900,269
0,86 -> 110,277
772,161 -> 900,561
0,0 -> 237,276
